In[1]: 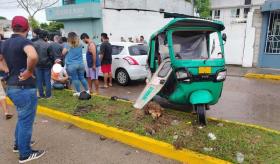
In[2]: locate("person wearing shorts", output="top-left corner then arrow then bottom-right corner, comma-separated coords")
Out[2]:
80,33 -> 101,94
100,33 -> 112,88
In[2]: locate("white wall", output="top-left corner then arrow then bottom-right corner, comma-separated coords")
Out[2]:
211,0 -> 265,8
210,0 -> 265,66
102,9 -> 172,42
103,0 -> 193,15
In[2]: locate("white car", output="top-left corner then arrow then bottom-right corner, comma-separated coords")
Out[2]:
83,42 -> 149,86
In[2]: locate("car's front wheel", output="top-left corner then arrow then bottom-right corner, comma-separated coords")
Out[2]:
116,69 -> 130,86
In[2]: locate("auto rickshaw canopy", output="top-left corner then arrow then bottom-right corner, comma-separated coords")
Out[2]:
151,18 -> 225,38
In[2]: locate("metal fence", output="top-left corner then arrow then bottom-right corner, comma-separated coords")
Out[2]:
265,11 -> 280,54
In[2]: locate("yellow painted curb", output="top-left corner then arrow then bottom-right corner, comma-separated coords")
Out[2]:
37,106 -> 230,164
245,73 -> 280,80
6,99 -> 229,164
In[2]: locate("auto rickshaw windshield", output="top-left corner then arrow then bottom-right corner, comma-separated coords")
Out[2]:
172,31 -> 223,60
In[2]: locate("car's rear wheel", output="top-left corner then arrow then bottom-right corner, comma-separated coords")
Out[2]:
116,69 -> 130,86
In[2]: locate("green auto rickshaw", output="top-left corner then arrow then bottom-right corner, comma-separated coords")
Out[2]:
134,18 -> 227,125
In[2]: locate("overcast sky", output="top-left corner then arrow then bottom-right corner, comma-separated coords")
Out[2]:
0,0 -> 61,23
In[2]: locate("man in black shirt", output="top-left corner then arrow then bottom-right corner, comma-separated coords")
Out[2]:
34,30 -> 53,98
1,16 -> 45,163
100,33 -> 113,88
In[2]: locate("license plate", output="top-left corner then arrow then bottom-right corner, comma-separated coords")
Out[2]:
199,67 -> 211,74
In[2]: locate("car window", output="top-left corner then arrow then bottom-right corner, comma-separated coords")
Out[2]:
129,44 -> 148,56
112,45 -> 124,55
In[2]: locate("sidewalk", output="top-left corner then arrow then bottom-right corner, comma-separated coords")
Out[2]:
0,108 -> 177,164
226,65 -> 280,80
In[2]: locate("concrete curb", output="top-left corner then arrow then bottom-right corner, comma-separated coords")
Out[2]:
244,73 -> 280,80
6,99 -> 229,164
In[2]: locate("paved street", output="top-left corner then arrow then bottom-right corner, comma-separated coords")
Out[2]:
100,76 -> 280,130
0,113 -> 177,164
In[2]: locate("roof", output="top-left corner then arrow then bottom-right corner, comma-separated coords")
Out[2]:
151,18 -> 225,38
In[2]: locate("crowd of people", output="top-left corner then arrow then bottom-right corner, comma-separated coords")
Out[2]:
0,16 -> 114,163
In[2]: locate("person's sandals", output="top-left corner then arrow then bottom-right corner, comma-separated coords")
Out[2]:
5,113 -> 13,120
109,83 -> 113,87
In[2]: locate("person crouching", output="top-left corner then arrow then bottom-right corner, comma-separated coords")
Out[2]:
51,59 -> 69,90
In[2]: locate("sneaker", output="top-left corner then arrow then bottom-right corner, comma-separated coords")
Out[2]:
13,141 -> 36,153
19,150 -> 45,163
73,92 -> 80,97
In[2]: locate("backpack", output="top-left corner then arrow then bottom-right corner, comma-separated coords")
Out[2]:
78,91 -> 91,100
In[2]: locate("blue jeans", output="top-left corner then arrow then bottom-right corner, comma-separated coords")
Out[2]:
35,68 -> 52,98
66,64 -> 88,92
7,88 -> 37,158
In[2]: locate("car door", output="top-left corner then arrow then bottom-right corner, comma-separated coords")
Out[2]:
111,45 -> 125,78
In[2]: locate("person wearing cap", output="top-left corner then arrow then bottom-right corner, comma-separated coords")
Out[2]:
100,33 -> 113,88
1,16 -> 45,163
33,30 -> 54,99
80,33 -> 100,94
51,59 -> 69,89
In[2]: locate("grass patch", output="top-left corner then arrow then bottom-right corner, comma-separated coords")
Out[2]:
39,90 -> 280,163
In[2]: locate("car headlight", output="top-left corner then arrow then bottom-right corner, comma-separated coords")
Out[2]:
216,70 -> 227,81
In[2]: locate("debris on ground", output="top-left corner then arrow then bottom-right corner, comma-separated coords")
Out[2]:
143,102 -> 164,119
41,120 -> 48,123
125,151 -> 131,156
203,147 -> 213,152
134,109 -> 145,120
99,136 -> 107,141
73,105 -> 93,116
144,124 -> 159,135
208,133 -> 217,140
66,124 -> 74,129
217,123 -> 224,127
173,136 -> 187,150
173,135 -> 179,140
236,152 -> 245,163
171,120 -> 180,126
198,126 -> 204,129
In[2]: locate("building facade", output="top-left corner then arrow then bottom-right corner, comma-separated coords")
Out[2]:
0,19 -> 12,38
46,0 -> 193,43
211,0 -> 280,69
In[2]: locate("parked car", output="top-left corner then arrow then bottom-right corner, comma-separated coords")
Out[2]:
83,42 -> 149,86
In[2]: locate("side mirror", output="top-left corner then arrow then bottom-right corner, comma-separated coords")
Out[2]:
222,33 -> 227,42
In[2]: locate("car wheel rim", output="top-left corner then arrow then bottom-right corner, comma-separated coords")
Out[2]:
118,71 -> 127,84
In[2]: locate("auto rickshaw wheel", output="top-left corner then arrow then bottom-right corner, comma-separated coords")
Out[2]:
196,104 -> 207,125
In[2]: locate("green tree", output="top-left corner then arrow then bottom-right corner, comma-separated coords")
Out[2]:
40,22 -> 64,32
194,0 -> 211,18
28,17 -> 40,30
0,16 -> 7,20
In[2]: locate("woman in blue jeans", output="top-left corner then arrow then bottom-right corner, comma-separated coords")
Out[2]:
62,32 -> 89,96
